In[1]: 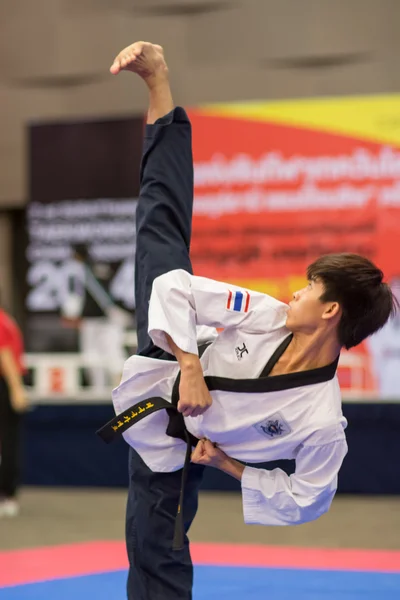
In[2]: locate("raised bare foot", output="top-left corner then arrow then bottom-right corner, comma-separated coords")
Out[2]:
110,41 -> 168,87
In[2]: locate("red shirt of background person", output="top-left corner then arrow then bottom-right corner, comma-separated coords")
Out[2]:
0,309 -> 27,413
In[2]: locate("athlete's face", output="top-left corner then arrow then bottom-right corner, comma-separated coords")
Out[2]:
285,278 -> 338,333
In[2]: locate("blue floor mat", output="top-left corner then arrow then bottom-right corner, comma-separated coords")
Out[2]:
1,566 -> 400,600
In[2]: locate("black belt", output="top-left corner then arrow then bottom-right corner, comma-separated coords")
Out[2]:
96,344 -> 210,551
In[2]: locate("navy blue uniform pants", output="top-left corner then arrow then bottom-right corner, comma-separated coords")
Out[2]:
126,108 -> 205,599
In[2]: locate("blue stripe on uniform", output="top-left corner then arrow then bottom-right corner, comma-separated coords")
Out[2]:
233,291 -> 243,312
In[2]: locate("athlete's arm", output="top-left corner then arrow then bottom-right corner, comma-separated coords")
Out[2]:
165,333 -> 212,417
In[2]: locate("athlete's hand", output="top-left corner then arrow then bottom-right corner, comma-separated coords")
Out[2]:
164,333 -> 213,417
178,362 -> 213,418
191,438 -> 227,468
191,439 -> 245,482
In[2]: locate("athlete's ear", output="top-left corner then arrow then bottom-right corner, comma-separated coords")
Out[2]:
322,302 -> 341,321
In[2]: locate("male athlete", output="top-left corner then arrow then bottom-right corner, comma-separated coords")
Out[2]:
104,42 -> 397,600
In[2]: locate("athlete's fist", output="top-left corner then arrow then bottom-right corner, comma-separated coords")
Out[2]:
191,438 -> 227,468
178,366 -> 213,418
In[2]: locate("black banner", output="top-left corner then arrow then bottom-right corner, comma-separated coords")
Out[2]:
24,115 -> 144,355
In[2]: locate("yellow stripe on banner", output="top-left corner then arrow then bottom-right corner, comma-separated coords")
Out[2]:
232,276 -> 308,299
198,95 -> 400,147
233,279 -> 282,297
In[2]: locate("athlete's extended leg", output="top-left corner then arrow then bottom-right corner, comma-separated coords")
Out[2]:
111,42 -> 204,600
113,43 -> 195,357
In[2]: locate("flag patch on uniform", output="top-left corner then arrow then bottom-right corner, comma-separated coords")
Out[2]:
226,290 -> 250,313
253,412 -> 291,439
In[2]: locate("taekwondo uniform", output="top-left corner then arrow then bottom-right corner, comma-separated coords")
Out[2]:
113,269 -> 347,527
100,107 -> 347,600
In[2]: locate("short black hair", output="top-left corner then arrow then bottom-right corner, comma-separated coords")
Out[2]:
72,244 -> 89,262
307,253 -> 399,349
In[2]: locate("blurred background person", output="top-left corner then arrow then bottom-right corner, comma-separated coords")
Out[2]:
367,276 -> 400,398
61,244 -> 130,389
0,293 -> 27,518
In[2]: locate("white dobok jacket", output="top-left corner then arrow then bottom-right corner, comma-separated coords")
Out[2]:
112,269 -> 348,527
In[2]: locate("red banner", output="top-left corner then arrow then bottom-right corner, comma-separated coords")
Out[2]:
188,105 -> 400,398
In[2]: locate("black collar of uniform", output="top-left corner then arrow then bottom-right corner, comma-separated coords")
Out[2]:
260,333 -> 294,377
204,334 -> 339,394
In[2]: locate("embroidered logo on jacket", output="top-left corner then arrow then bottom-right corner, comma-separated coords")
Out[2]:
226,289 -> 250,313
254,413 -> 291,439
235,342 -> 249,361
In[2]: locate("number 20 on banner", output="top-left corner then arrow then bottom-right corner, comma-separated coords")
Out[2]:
26,258 -> 135,312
